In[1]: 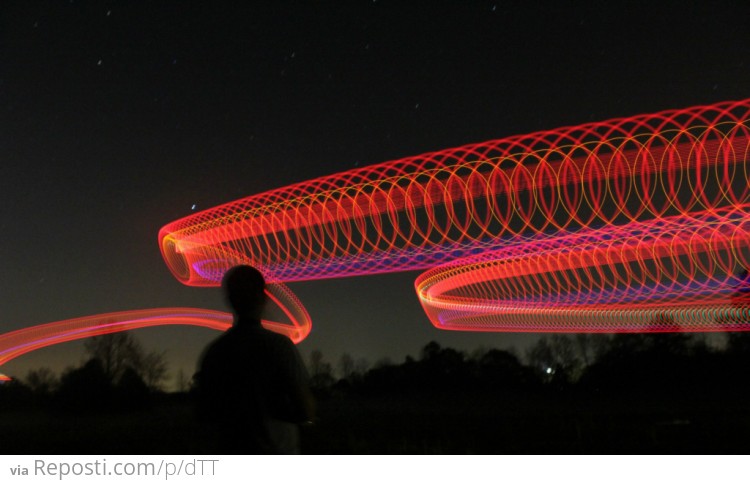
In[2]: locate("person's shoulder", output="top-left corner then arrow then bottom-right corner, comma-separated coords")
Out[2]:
205,328 -> 236,349
258,327 -> 294,345
254,328 -> 299,355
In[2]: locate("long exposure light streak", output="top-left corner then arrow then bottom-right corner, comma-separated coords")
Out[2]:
1,99 -> 749,370
160,98 -> 750,332
0,284 -> 311,368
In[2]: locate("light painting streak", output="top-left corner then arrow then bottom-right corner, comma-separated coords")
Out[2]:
159,99 -> 750,332
0,282 -> 311,368
1,99 -> 749,370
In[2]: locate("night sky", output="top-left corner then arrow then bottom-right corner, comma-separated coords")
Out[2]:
1,1 -> 749,384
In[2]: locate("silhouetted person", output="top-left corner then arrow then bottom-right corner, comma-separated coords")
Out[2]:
194,265 -> 314,454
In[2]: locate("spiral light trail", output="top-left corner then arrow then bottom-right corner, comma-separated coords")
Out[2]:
1,99 -> 749,372
160,99 -> 750,332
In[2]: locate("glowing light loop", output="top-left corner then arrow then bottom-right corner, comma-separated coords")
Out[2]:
159,99 -> 750,332
2,99 -> 750,370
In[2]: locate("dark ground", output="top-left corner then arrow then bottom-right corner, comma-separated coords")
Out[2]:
1,386 -> 750,454
4,334 -> 750,454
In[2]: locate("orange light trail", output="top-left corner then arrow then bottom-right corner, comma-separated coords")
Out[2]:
1,99 -> 748,370
159,99 -> 750,332
0,281 -> 311,368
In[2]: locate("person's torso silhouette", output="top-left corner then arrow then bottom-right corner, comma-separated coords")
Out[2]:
194,266 -> 313,454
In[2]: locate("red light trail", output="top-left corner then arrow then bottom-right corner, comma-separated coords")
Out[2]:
0,284 -> 311,368
160,99 -> 750,332
1,99 -> 748,368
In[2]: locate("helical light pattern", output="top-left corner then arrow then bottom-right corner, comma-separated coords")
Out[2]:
1,100 -> 749,374
160,99 -> 750,332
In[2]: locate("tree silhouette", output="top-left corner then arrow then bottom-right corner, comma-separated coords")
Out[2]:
83,332 -> 168,391
115,366 -> 151,409
477,348 -> 532,389
338,353 -> 355,380
56,358 -> 113,412
25,368 -> 58,396
526,335 -> 582,383
136,350 -> 170,391
84,332 -> 140,382
309,349 -> 334,390
175,368 -> 191,392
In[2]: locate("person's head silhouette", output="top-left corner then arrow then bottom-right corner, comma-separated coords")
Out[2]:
222,265 -> 267,323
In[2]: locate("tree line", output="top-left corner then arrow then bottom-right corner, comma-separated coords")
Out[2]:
4,329 -> 750,411
305,331 -> 750,398
1,332 -> 169,412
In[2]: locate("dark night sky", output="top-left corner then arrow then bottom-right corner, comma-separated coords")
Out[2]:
1,1 -> 749,384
